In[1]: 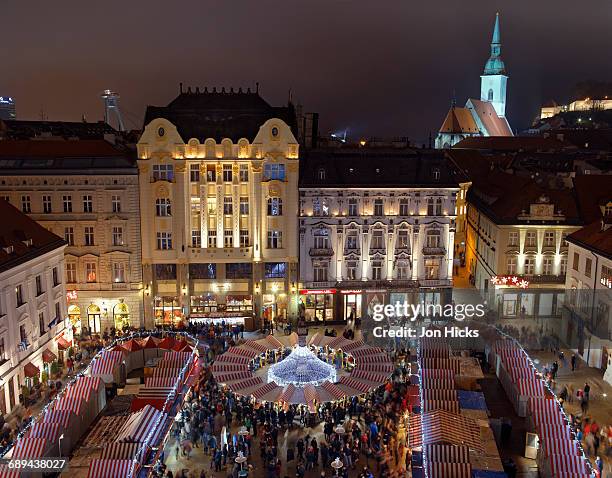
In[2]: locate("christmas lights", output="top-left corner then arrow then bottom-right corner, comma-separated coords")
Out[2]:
415,339 -> 429,478
267,346 -> 337,387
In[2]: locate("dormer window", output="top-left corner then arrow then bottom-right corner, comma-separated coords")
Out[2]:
432,168 -> 441,180
317,168 -> 326,181
2,246 -> 14,254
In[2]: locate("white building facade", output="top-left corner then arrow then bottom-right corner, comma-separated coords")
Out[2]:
298,148 -> 458,323
0,201 -> 68,416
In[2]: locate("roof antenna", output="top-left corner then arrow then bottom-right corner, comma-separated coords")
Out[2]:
255,82 -> 259,94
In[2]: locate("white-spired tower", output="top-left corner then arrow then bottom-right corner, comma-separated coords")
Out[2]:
480,13 -> 508,117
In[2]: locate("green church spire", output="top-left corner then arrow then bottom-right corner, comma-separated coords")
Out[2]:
484,13 -> 506,75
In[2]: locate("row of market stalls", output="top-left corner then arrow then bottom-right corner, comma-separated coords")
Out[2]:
210,332 -> 395,411
488,337 -> 594,478
0,334 -> 198,478
410,335 -> 506,478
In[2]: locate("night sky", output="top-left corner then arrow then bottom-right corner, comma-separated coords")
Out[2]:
3,1 -> 611,144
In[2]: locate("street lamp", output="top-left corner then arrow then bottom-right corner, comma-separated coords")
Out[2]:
331,457 -> 343,477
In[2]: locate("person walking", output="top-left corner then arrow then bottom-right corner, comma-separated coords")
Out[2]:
571,354 -> 577,371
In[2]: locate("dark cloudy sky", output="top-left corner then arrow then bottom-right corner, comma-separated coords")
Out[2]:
2,1 -> 611,144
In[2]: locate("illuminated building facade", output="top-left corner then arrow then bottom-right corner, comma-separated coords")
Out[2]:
298,147 -> 458,323
137,87 -> 300,329
0,201 -> 67,415
0,140 -> 143,334
0,96 -> 16,121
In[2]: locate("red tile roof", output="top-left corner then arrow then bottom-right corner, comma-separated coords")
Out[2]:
0,200 -> 65,273
466,99 -> 513,136
454,135 -> 572,152
573,175 -> 612,223
438,107 -> 479,134
567,221 -> 612,259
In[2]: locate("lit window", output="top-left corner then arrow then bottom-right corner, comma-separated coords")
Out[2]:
86,262 -> 97,282
267,197 -> 283,216
112,262 -> 126,283
112,226 -> 124,246
264,163 -> 286,181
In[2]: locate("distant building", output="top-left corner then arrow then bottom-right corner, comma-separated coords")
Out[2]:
138,87 -> 300,329
436,14 -> 513,149
298,146 -> 459,323
0,119 -> 129,142
0,97 -> 16,121
0,140 -> 143,334
540,97 -> 612,120
0,200 -> 67,416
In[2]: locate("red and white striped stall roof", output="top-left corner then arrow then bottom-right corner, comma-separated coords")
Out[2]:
100,442 -> 140,460
213,371 -> 252,384
0,467 -> 19,478
28,422 -> 60,442
493,339 -> 516,351
350,347 -> 385,358
211,362 -> 247,373
138,387 -> 176,400
424,444 -> 470,463
265,335 -> 284,349
231,376 -> 264,391
278,384 -> 296,403
308,333 -> 324,347
422,389 -> 457,401
547,454 -> 589,476
251,382 -> 281,400
321,381 -> 346,400
12,437 -> 48,458
359,353 -> 392,364
353,362 -> 394,373
145,377 -> 179,389
342,340 -> 365,352
90,350 -> 123,376
214,354 -> 251,365
304,384 -> 318,405
243,340 -> 270,353
421,368 -> 455,380
159,351 -> 193,368
326,336 -> 351,349
152,367 -> 183,378
43,409 -> 73,427
422,399 -> 460,414
226,346 -> 259,359
87,459 -> 134,478
408,415 -> 422,448
420,377 -> 455,390
421,410 -> 483,452
116,404 -> 165,444
516,378 -> 545,396
53,395 -> 84,415
426,462 -> 472,478
288,332 -> 299,347
540,437 -> 580,456
497,347 -> 525,359
421,358 -> 461,374
350,369 -> 390,384
338,376 -> 372,394
65,376 -> 102,400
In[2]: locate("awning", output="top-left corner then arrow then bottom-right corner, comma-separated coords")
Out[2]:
42,349 -> 57,363
57,336 -> 72,350
24,362 -> 40,378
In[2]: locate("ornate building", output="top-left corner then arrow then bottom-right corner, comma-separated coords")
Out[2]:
298,147 -> 458,323
0,140 -> 143,333
0,201 -> 68,415
138,88 -> 300,329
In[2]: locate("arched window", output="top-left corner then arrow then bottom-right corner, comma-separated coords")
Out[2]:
488,89 -> 494,101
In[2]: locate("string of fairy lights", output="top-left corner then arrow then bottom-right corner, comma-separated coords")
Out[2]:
415,339 -> 429,478
493,325 -> 596,478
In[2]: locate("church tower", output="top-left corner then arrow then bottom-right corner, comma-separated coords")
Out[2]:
480,13 -> 508,117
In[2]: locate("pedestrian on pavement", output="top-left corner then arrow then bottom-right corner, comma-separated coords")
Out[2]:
571,354 -> 577,371
595,455 -> 603,476
584,382 -> 591,400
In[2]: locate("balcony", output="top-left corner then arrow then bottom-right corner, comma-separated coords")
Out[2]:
344,248 -> 361,256
309,248 -> 334,257
422,246 -> 446,255
369,247 -> 386,255
395,246 -> 411,255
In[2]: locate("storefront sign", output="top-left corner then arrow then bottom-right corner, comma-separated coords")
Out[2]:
190,312 -> 252,318
299,289 -> 337,295
66,290 -> 78,301
339,289 -> 362,294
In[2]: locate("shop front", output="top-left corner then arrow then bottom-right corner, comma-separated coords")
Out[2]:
113,300 -> 130,330
339,289 -> 362,322
189,293 -> 254,328
154,296 -> 183,326
365,290 -> 387,318
299,289 -> 336,323
87,304 -> 101,334
68,304 -> 82,336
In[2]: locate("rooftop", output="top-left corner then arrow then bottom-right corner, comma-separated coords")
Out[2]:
566,220 -> 612,260
573,174 -> 612,223
438,107 -> 479,134
453,135 -> 572,152
0,120 -> 118,140
0,200 -> 65,273
300,147 -> 459,188
143,86 -> 298,142
0,140 -> 137,174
